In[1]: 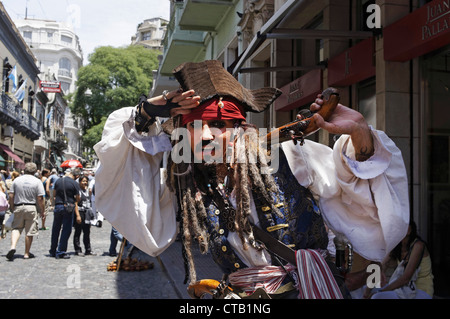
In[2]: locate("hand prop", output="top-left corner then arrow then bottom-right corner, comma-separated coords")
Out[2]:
264,87 -> 340,146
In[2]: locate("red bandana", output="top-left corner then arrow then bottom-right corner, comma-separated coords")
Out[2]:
181,97 -> 246,126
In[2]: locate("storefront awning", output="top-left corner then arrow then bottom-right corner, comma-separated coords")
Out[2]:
231,0 -> 373,76
0,144 -> 25,165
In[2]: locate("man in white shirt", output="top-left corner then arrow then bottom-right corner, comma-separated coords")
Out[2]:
94,60 -> 409,298
7,163 -> 45,260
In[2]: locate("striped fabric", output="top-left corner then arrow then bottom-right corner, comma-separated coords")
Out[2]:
228,264 -> 296,295
296,249 -> 343,299
228,249 -> 343,299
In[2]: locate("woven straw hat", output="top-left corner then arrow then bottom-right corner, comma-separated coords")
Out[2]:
172,60 -> 281,113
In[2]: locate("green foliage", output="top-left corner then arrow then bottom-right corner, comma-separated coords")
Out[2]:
71,45 -> 159,149
83,117 -> 108,150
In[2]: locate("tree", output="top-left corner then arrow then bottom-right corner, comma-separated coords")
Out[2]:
83,116 -> 108,151
71,45 -> 159,149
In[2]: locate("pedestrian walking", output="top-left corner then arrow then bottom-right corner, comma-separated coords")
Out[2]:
46,168 -> 59,207
0,181 -> 9,236
73,175 -> 95,256
40,168 -> 51,230
49,168 -> 82,259
6,162 -> 45,261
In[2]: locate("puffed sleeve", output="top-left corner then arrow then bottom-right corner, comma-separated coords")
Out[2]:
94,107 -> 177,257
281,128 -> 409,262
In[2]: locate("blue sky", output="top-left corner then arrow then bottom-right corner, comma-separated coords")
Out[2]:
2,0 -> 171,64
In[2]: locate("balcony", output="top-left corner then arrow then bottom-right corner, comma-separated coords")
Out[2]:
178,0 -> 238,31
159,1 -> 206,75
58,69 -> 73,79
0,93 -> 41,141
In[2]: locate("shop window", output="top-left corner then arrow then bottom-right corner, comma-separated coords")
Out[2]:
357,77 -> 376,128
423,46 -> 450,297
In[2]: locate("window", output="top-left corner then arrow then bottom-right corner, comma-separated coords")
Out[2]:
28,87 -> 34,114
61,81 -> 71,93
23,31 -> 32,41
360,0 -> 375,31
61,35 -> 72,45
48,32 -> 54,43
142,31 -> 152,41
2,58 -> 12,93
59,57 -> 71,71
357,78 -> 376,128
58,58 -> 72,78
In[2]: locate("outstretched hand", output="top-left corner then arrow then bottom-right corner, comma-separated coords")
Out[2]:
310,95 -> 366,136
310,94 -> 374,161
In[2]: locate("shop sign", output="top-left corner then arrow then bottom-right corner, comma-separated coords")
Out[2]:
328,37 -> 375,87
384,0 -> 450,61
39,81 -> 61,93
275,69 -> 322,112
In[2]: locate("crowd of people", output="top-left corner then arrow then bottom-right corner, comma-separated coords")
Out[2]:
0,163 -> 122,262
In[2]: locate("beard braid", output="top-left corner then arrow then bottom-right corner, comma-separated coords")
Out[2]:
166,123 -> 281,284
181,189 -> 196,284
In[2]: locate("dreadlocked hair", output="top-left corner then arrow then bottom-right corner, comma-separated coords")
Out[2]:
166,121 -> 281,285
232,123 -> 282,250
167,158 -> 209,284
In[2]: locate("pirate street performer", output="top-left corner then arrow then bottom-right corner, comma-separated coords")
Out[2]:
94,60 -> 409,299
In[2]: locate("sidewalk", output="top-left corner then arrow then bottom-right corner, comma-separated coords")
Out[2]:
0,211 -> 222,299
158,239 -> 224,299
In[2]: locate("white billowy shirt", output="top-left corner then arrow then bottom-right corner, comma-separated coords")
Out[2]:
94,107 -> 409,265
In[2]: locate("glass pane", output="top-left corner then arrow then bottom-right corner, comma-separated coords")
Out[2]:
424,46 -> 450,297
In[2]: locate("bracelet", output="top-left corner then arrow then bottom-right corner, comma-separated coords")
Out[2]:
135,95 -> 156,132
135,93 -> 182,132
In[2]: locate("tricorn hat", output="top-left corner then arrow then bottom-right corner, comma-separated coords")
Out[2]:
172,60 -> 281,113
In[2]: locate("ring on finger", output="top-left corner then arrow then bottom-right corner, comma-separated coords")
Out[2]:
162,90 -> 169,101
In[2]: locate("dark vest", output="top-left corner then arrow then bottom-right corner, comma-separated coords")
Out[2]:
203,147 -> 328,275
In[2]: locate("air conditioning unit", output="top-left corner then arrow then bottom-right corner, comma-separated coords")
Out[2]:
3,126 -> 13,138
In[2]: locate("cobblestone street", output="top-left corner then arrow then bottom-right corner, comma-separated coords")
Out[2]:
0,212 -> 222,299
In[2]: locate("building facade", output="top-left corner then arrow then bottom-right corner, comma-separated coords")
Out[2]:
0,3 -> 40,171
131,17 -> 168,51
14,18 -> 84,167
154,0 -> 450,297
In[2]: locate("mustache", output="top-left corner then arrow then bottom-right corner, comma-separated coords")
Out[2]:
194,139 -> 222,155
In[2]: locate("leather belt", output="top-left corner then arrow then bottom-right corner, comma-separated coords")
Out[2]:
251,223 -> 296,265
15,203 -> 36,206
